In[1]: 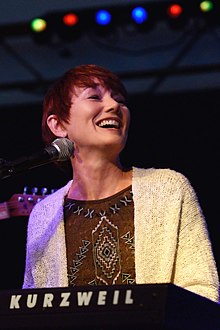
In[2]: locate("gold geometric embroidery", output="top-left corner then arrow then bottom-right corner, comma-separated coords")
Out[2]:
121,231 -> 135,250
92,216 -> 121,285
122,273 -> 135,284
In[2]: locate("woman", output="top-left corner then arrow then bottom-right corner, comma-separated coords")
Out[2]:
23,64 -> 219,303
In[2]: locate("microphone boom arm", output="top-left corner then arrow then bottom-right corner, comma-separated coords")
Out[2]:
0,138 -> 74,180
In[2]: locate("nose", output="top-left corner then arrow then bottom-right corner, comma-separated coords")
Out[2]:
105,96 -> 121,115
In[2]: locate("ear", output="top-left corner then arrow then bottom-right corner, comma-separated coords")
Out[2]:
47,114 -> 68,138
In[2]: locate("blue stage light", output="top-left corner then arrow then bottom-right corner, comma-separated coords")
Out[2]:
95,10 -> 112,26
131,7 -> 148,24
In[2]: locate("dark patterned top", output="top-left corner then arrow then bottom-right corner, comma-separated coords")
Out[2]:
64,185 -> 135,286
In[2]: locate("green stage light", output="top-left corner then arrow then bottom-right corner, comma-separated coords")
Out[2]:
200,1 -> 214,13
30,18 -> 47,33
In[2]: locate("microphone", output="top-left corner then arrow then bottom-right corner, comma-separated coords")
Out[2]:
0,138 -> 74,180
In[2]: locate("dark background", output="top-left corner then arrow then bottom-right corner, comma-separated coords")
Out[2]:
0,87 -> 219,290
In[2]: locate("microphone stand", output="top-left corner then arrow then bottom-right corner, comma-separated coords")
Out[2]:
0,150 -> 56,181
0,138 -> 74,181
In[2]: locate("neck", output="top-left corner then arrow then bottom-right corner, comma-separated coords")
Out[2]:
68,157 -> 132,200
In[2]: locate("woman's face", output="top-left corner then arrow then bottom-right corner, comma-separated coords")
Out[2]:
62,82 -> 130,158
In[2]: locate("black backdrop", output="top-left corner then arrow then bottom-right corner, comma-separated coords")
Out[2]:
0,88 -> 219,290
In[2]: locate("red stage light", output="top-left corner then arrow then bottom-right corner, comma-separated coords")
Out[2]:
167,4 -> 183,18
63,13 -> 79,26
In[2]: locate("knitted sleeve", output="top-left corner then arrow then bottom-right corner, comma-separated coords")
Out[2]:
23,181 -> 72,288
22,203 -> 43,289
172,173 -> 219,303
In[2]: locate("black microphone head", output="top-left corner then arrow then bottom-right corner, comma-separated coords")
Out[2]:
51,138 -> 74,161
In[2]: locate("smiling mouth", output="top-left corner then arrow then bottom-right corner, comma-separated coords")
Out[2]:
97,119 -> 120,129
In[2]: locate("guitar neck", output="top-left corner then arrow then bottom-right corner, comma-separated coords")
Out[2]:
0,202 -> 10,220
0,193 -> 45,221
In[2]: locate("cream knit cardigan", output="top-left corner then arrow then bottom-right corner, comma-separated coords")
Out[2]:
23,167 -> 219,303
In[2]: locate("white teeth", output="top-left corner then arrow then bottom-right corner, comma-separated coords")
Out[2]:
98,119 -> 120,128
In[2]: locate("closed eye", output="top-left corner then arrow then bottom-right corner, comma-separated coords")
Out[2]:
88,95 -> 100,100
112,94 -> 127,106
116,99 -> 126,105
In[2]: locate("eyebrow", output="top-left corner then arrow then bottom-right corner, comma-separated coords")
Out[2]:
81,85 -> 124,99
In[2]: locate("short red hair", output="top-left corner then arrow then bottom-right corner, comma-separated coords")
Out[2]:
42,64 -> 127,146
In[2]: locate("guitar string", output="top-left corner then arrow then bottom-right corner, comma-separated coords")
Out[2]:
0,198 -> 43,209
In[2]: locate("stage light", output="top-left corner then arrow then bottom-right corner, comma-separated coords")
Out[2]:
29,17 -> 51,44
166,3 -> 187,29
128,5 -> 155,32
30,18 -> 47,33
63,13 -> 79,26
167,4 -> 183,19
92,9 -> 115,37
200,1 -> 214,12
95,9 -> 112,26
131,6 -> 148,24
57,11 -> 82,41
198,0 -> 219,27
